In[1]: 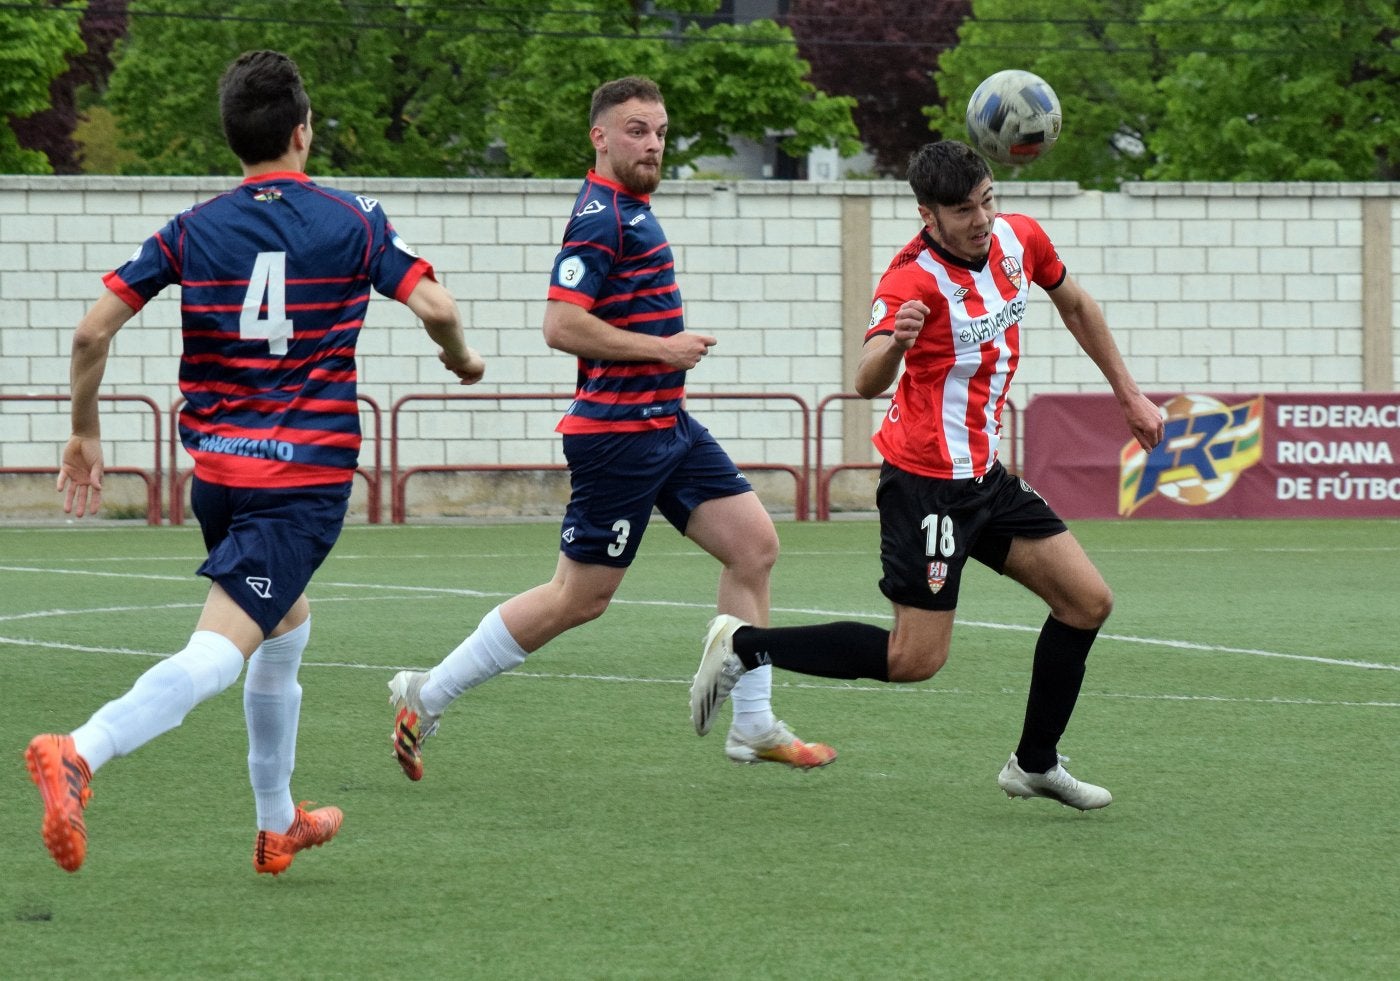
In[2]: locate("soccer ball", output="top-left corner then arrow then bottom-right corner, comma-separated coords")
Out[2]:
965,69 -> 1062,167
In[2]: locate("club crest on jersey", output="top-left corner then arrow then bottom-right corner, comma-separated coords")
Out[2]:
926,561 -> 949,594
1000,256 -> 1023,290
576,199 -> 607,217
252,187 -> 283,203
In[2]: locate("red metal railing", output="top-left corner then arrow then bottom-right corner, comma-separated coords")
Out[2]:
3,389 -> 1025,526
166,394 -> 384,525
390,391 -> 812,523
814,393 -> 1017,520
683,392 -> 811,521
0,394 -> 163,524
389,392 -> 574,524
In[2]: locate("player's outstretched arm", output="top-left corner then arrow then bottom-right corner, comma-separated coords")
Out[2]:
59,290 -> 136,517
1049,275 -> 1163,451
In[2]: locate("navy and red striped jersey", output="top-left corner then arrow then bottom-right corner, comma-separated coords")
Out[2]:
864,213 -> 1065,480
104,171 -> 433,487
546,170 -> 684,434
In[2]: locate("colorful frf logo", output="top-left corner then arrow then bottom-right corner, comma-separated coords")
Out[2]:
1119,394 -> 1264,515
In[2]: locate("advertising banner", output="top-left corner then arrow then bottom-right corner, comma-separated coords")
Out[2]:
1022,392 -> 1400,519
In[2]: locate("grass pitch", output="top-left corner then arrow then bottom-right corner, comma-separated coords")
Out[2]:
3,518 -> 1397,979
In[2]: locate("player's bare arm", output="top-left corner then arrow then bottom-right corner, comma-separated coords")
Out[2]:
58,290 -> 137,517
855,299 -> 928,398
1048,275 -> 1164,451
405,278 -> 485,385
542,298 -> 715,369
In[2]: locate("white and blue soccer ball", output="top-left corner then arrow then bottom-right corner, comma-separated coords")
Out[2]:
965,69 -> 1062,167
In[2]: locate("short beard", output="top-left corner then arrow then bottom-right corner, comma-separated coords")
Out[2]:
615,160 -> 661,196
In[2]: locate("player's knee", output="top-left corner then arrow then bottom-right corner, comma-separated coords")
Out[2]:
568,591 -> 612,626
726,528 -> 779,582
1084,584 -> 1115,627
887,643 -> 948,682
1061,585 -> 1114,630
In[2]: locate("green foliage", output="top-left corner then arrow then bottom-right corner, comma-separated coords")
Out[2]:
926,0 -> 1400,186
1145,0 -> 1400,181
100,0 -> 857,178
0,0 -> 85,174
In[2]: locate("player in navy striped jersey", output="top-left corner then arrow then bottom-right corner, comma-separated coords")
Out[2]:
388,77 -> 835,778
26,51 -> 484,874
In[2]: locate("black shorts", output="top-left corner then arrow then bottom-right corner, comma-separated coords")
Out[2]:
876,461 -> 1067,611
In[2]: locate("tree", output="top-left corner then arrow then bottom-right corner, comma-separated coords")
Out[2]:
1144,0 -> 1399,181
10,0 -> 128,175
923,0 -> 1399,187
99,0 -> 859,178
497,13 -> 860,177
103,0 -> 498,177
0,0 -> 85,174
787,0 -> 971,177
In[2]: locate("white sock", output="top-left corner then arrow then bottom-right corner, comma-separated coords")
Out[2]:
244,618 -> 310,833
420,606 -> 528,716
729,663 -> 777,737
71,631 -> 245,773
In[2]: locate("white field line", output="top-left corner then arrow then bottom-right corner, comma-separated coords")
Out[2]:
0,574 -> 1396,709
4,562 -> 1396,674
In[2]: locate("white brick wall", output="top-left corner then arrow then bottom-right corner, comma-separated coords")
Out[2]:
1,175 -> 1395,516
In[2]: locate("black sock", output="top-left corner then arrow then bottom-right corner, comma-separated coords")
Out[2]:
1014,615 -> 1098,773
732,621 -> 889,682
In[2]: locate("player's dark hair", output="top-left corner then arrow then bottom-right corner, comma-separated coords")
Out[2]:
590,76 -> 664,125
219,50 -> 311,165
907,140 -> 992,208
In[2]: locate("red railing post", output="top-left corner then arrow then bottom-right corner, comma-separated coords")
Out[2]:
389,391 -> 811,523
0,393 -> 162,524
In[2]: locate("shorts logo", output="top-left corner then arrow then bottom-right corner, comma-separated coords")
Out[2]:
926,561 -> 948,594
245,576 -> 273,599
561,526 -> 576,544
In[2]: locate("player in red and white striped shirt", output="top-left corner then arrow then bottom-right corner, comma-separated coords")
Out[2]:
692,141 -> 1163,810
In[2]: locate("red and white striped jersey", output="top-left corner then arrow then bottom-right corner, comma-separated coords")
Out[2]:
864,213 -> 1065,479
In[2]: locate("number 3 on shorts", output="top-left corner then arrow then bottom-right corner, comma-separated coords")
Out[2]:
921,513 -> 955,558
607,519 -> 632,558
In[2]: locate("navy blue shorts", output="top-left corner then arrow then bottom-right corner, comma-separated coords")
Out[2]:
191,476 -> 351,635
876,461 -> 1067,611
559,411 -> 752,567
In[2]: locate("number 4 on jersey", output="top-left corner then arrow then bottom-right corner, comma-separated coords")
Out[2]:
240,251 -> 294,356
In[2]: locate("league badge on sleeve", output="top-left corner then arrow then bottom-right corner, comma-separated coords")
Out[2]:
557,256 -> 585,289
